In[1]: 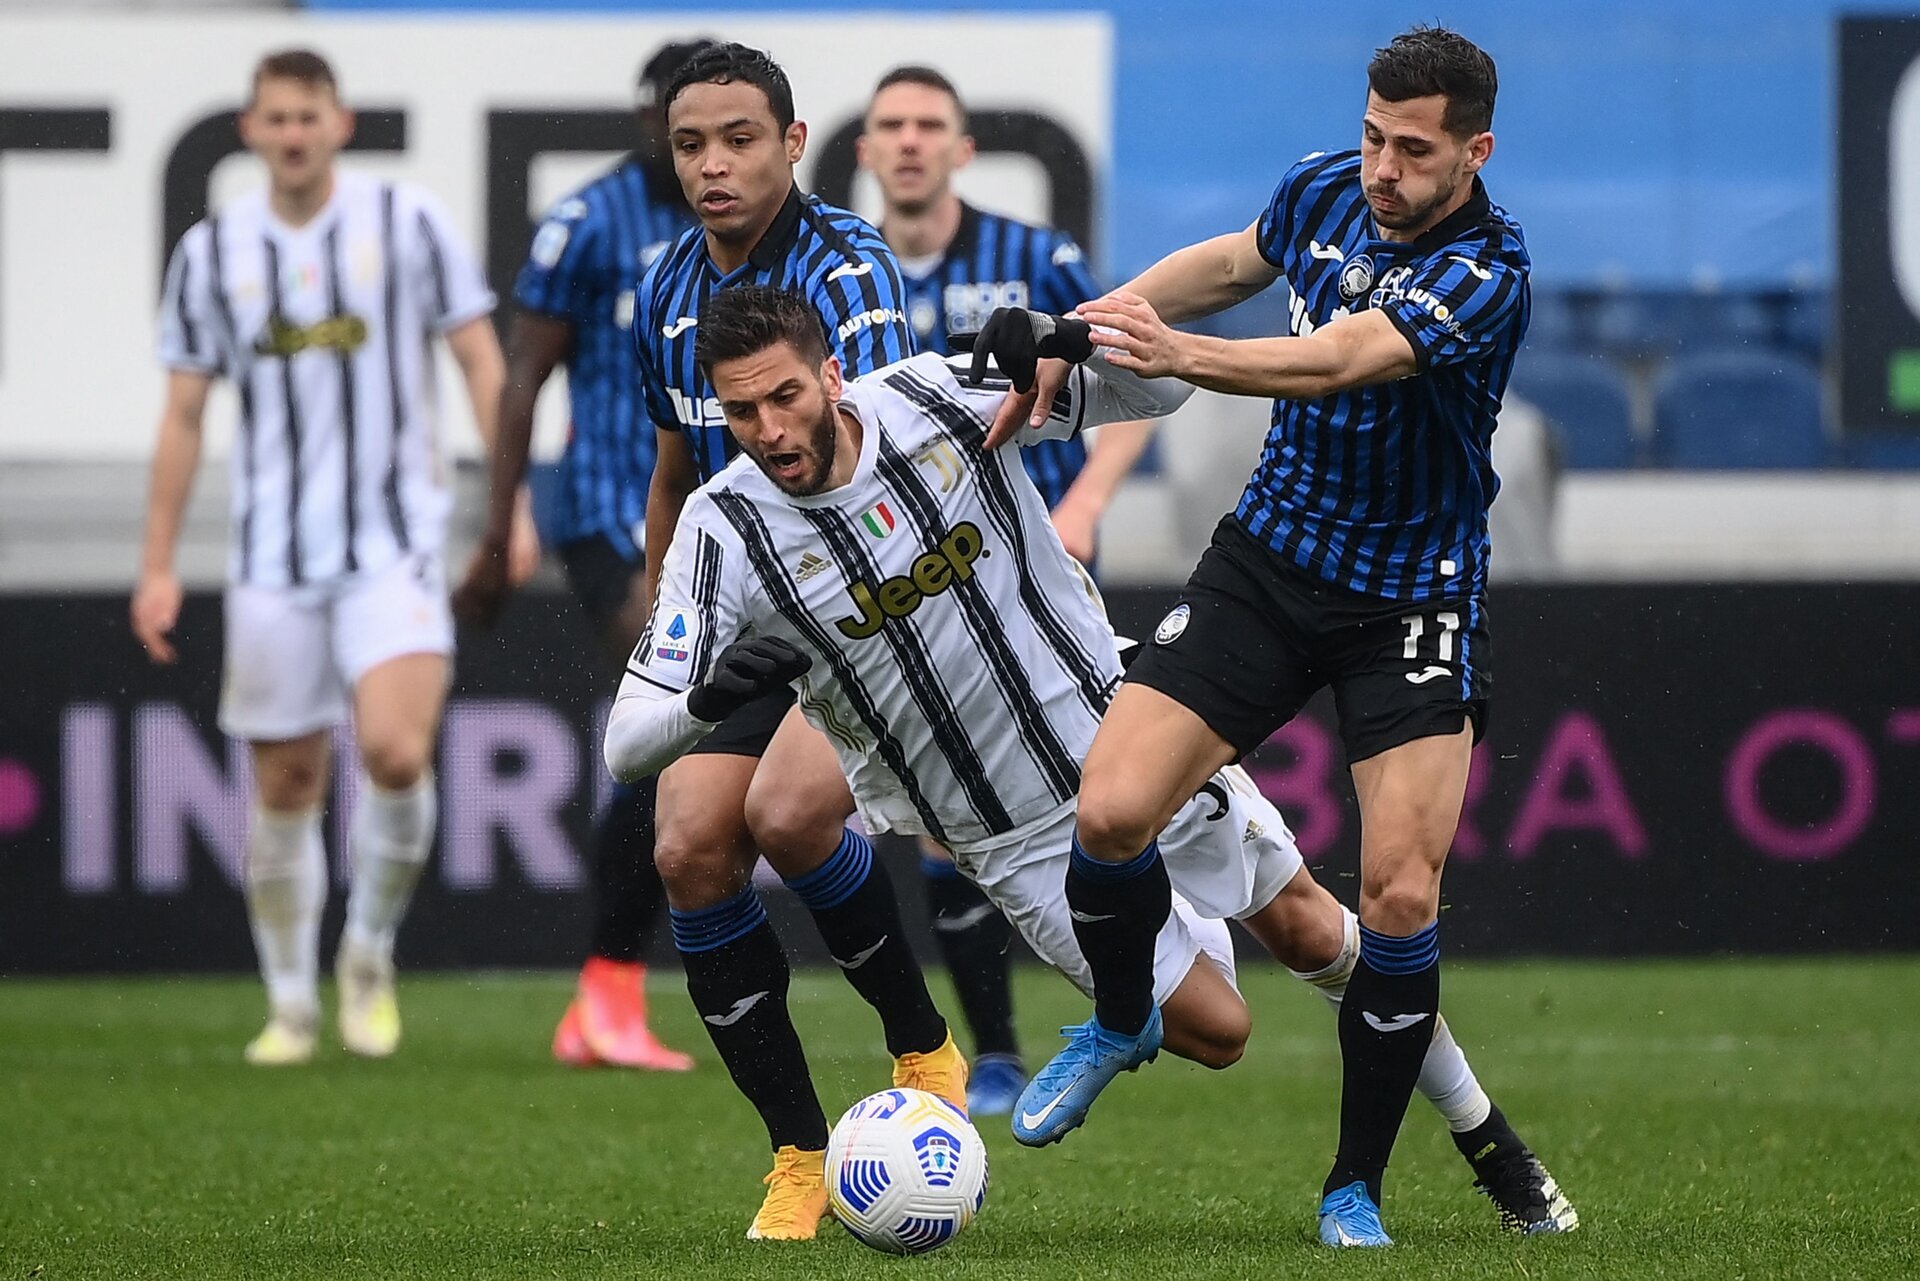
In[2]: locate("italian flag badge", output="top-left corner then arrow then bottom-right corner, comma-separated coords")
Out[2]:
859,501 -> 897,539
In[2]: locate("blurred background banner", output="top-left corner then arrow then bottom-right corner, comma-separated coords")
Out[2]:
1839,14 -> 1920,435
0,11 -> 1110,462
5,585 -> 1915,974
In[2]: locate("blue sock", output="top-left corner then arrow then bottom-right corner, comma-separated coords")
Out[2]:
1328,919 -> 1442,1202
670,888 -> 827,1151
1064,831 -> 1170,1035
785,829 -> 946,1057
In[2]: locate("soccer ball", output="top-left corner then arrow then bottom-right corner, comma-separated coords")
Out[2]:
825,1087 -> 989,1254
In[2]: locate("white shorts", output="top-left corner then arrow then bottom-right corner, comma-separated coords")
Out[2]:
219,553 -> 453,741
950,765 -> 1305,1005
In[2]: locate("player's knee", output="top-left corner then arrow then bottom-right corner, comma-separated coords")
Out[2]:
359,734 -> 430,791
255,755 -> 326,810
743,777 -> 847,867
1183,1006 -> 1251,1070
1072,782 -> 1163,862
652,821 -> 736,906
1358,874 -> 1441,936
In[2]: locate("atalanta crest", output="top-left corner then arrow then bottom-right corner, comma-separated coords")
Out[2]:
1338,254 -> 1376,302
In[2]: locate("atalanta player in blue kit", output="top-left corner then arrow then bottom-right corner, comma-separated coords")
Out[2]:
457,41 -> 715,1072
995,26 -> 1577,1246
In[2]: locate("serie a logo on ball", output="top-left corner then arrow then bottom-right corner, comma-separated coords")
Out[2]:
825,1088 -> 990,1255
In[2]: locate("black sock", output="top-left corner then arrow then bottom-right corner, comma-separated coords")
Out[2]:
785,829 -> 948,1058
1453,1101 -> 1521,1164
1065,831 -> 1170,1036
588,777 -> 667,963
1325,922 -> 1442,1202
923,857 -> 1019,1060
671,890 -> 828,1151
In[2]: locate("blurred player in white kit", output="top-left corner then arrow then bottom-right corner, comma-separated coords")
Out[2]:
131,49 -> 536,1064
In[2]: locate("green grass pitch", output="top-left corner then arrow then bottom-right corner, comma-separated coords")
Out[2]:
5,958 -> 1916,1279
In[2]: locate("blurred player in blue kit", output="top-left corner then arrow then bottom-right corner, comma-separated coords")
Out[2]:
855,65 -> 1160,1115
456,40 -> 718,1073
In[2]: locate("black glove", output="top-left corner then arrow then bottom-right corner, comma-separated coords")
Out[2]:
952,307 -> 1095,393
686,636 -> 812,723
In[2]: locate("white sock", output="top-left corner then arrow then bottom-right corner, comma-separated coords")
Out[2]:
342,773 -> 436,962
1289,906 -> 1493,1132
247,806 -> 326,1021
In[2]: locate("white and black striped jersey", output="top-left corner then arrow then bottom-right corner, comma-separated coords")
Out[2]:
609,349 -> 1192,851
157,171 -> 496,587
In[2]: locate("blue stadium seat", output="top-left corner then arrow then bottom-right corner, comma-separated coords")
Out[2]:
1525,290 -> 1580,351
1845,433 -> 1920,469
1588,289 -> 1777,358
1772,288 -> 1831,360
1653,351 -> 1830,469
1510,352 -> 1639,469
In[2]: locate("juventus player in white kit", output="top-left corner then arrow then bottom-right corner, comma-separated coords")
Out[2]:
604,286 -> 1551,1235
132,51 -> 536,1065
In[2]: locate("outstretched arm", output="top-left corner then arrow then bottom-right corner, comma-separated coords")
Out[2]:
1121,222 -> 1281,325
606,635 -> 812,780
958,309 -> 1192,447
1081,293 -> 1417,400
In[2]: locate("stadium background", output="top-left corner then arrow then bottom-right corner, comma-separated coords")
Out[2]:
3,0 -> 1918,973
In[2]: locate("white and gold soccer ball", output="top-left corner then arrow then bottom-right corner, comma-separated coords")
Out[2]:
825,1087 -> 989,1254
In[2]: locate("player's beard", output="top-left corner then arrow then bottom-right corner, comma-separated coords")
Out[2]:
753,399 -> 840,497
1368,166 -> 1463,233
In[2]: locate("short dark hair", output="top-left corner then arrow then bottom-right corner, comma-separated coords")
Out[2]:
871,65 -> 968,130
637,39 -> 719,112
1367,26 -> 1497,137
251,49 -> 338,104
665,42 -> 796,132
696,285 -> 830,377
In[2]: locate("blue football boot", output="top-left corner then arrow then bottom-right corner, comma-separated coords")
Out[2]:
1010,1007 -> 1162,1147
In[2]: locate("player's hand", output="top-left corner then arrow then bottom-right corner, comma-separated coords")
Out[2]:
686,636 -> 812,723
1049,493 -> 1099,564
985,360 -> 1071,450
452,535 -> 513,628
1078,291 -> 1190,379
131,570 -> 184,665
954,308 -> 1094,394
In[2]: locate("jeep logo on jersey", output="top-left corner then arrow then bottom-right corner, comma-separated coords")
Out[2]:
667,385 -> 728,430
834,522 -> 988,640
1338,254 -> 1376,302
254,314 -> 369,358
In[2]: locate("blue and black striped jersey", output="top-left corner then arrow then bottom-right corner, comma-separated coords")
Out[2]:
1241,150 -> 1530,601
515,159 -> 693,552
900,203 -> 1103,511
634,189 -> 914,483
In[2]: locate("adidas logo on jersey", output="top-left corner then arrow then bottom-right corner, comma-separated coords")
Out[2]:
835,521 -> 988,640
795,552 -> 831,583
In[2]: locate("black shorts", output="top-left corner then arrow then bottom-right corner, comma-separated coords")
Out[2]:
1126,514 -> 1490,764
687,686 -> 796,758
558,533 -> 643,637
